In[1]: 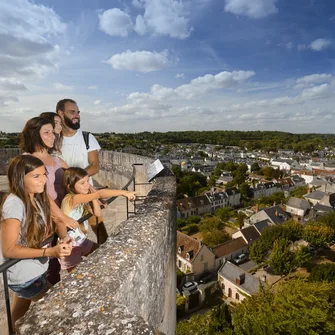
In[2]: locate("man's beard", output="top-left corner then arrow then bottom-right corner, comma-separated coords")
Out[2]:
64,114 -> 80,130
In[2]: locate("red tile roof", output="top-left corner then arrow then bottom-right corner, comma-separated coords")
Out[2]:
212,237 -> 247,258
177,231 -> 202,262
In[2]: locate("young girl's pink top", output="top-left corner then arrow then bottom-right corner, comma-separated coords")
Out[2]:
45,156 -> 64,206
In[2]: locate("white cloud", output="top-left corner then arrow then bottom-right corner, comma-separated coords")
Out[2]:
0,0 -> 66,42
224,0 -> 278,19
176,70 -> 255,98
136,0 -> 192,39
175,73 -> 184,79
53,83 -> 74,91
134,15 -> 147,35
88,85 -> 97,90
294,73 -> 333,89
99,1 -> 193,39
98,8 -> 133,37
128,70 -> 255,104
105,50 -> 170,73
94,100 -> 101,105
300,83 -> 333,99
0,0 -> 66,106
309,38 -> 332,51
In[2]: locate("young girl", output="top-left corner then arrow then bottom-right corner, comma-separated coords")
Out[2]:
0,155 -> 72,331
60,167 -> 136,271
39,112 -> 63,156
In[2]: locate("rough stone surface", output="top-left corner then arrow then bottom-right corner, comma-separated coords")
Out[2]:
14,152 -> 176,335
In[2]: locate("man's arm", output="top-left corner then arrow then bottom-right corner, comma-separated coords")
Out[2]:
86,150 -> 99,176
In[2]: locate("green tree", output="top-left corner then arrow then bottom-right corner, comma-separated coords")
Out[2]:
309,263 -> 335,282
249,239 -> 268,264
177,304 -> 233,335
187,215 -> 201,224
268,238 -> 295,275
202,230 -> 230,248
239,182 -> 252,202
293,246 -> 312,268
233,280 -> 335,335
215,207 -> 236,222
250,162 -> 260,173
200,216 -> 225,232
176,294 -> 186,317
233,170 -> 246,186
303,223 -> 335,248
290,186 -> 309,198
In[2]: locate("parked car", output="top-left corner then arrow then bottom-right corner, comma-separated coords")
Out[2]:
234,253 -> 248,265
182,281 -> 198,292
199,273 -> 212,284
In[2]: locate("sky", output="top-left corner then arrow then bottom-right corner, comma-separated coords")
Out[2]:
1,0 -> 335,133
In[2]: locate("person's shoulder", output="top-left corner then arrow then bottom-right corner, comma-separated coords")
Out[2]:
4,194 -> 22,205
2,194 -> 25,217
87,132 -> 101,151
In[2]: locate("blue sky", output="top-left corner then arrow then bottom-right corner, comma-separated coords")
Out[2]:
1,0 -> 335,133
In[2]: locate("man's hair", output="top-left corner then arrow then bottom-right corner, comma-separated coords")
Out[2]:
19,117 -> 53,153
56,98 -> 77,114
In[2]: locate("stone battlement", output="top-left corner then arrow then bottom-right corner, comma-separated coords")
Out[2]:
12,151 -> 177,335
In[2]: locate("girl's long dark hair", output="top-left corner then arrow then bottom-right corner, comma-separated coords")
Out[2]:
1,155 -> 53,247
39,112 -> 63,154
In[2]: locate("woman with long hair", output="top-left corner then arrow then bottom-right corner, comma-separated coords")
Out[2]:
19,117 -> 78,285
20,117 -> 67,206
0,155 -> 72,331
39,112 -> 63,156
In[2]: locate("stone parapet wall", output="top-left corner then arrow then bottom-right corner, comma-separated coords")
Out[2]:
95,151 -> 154,190
0,148 -> 21,174
16,152 -> 177,335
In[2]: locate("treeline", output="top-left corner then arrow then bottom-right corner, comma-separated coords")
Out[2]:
104,130 -> 335,152
2,130 -> 335,153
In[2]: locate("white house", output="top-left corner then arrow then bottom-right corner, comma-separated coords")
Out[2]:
177,231 -> 216,278
271,158 -> 297,171
285,197 -> 311,217
218,261 -> 261,303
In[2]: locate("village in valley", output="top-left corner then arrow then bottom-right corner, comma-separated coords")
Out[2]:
163,141 -> 335,332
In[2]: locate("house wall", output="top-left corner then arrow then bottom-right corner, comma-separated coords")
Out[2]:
177,255 -> 193,274
191,246 -> 216,275
218,275 -> 249,302
214,246 -> 249,268
227,194 -> 241,207
301,174 -> 314,184
285,206 -> 304,217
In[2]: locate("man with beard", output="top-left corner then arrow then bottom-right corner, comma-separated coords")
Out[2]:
56,98 -> 108,244
56,99 -> 100,178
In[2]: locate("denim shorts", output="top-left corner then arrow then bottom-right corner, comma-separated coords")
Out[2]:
9,273 -> 48,299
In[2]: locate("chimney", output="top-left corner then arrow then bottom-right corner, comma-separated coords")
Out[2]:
273,201 -> 276,207
275,209 -> 279,216
255,204 -> 259,213
236,273 -> 245,286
